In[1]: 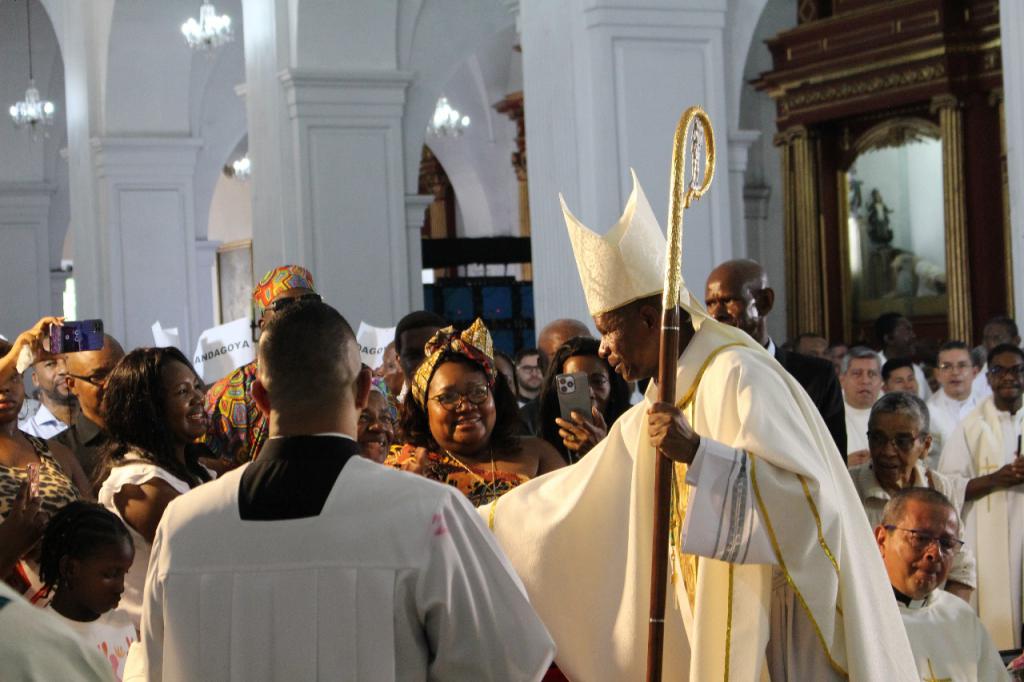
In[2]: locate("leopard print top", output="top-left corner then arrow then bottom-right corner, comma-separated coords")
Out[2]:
0,432 -> 80,519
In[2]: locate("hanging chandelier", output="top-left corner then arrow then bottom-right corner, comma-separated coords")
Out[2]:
224,154 -> 251,181
181,0 -> 233,51
427,97 -> 471,137
9,0 -> 56,133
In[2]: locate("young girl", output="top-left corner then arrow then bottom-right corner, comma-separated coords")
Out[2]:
40,501 -> 137,682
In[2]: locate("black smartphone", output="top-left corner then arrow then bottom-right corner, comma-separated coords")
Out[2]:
49,319 -> 104,353
556,372 -> 592,423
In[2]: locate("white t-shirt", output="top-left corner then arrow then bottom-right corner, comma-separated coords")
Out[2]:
844,401 -> 873,454
48,606 -> 138,682
98,455 -> 195,630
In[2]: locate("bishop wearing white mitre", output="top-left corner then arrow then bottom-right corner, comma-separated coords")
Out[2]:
482,170 -> 918,681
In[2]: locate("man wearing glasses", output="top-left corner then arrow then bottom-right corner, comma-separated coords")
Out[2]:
202,265 -> 320,466
874,488 -> 1007,681
52,334 -> 125,480
927,341 -> 980,466
939,343 -> 1024,650
849,392 -> 975,602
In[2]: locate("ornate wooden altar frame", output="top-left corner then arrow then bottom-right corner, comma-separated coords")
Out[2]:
755,0 -> 1007,345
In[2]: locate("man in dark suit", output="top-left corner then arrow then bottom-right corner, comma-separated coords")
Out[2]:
706,259 -> 847,461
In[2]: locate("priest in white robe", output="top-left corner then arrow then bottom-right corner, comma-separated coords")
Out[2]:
874,487 -> 1008,681
939,343 -> 1024,650
481,171 -> 918,681
927,341 -> 979,467
127,301 -> 554,682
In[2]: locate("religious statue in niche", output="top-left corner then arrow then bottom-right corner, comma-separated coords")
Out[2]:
866,188 -> 894,245
850,178 -> 945,300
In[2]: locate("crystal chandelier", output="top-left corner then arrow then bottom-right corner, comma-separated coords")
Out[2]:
181,1 -> 233,51
9,0 -> 56,133
427,97 -> 471,137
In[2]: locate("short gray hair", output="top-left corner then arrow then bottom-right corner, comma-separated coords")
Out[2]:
868,391 -> 930,434
841,346 -> 880,375
880,487 -> 958,530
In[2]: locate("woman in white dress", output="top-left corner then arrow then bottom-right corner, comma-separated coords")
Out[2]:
94,347 -> 212,630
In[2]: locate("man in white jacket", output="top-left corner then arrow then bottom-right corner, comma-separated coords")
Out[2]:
129,301 -> 554,682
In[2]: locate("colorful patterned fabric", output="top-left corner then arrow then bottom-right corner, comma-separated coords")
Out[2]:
384,443 -> 529,507
200,360 -> 267,464
369,377 -> 399,422
252,265 -> 315,316
411,318 -> 496,409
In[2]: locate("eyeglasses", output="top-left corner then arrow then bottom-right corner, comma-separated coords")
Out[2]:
430,385 -> 490,411
937,362 -> 972,372
517,365 -> 542,375
866,431 -> 924,452
883,526 -> 964,556
269,292 -> 322,312
66,370 -> 110,388
988,364 -> 1024,378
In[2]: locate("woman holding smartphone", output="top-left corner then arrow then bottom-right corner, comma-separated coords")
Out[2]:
386,319 -> 564,506
538,337 -> 632,463
0,338 -> 85,602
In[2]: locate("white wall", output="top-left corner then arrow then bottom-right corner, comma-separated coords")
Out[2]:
208,174 -> 253,244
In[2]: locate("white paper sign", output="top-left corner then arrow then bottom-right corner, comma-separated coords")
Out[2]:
151,321 -> 180,349
191,317 -> 255,384
357,322 -> 395,370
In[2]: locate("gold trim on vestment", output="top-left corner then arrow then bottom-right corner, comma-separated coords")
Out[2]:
750,456 -> 848,677
724,563 -> 734,681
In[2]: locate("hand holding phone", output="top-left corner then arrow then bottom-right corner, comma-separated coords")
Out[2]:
48,319 -> 105,354
556,372 -> 592,423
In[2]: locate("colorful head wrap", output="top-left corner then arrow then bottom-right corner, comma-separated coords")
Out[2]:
253,265 -> 316,315
369,376 -> 399,421
411,318 -> 496,409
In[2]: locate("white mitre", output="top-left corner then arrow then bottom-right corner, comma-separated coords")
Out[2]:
561,169 -> 696,318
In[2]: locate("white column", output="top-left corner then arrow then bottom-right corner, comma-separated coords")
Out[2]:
727,129 -> 761,259
405,194 -> 433,311
195,239 -> 222,330
277,69 -> 414,328
0,183 -> 55,335
91,137 -> 203,350
1001,0 -> 1024,323
49,270 -> 71,318
521,0 -> 734,328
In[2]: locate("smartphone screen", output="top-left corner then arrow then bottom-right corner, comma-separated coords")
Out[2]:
49,319 -> 104,354
556,372 -> 593,423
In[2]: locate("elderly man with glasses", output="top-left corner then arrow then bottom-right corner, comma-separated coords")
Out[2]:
939,343 -> 1024,651
849,391 -> 976,602
874,488 -> 1008,681
201,265 -> 321,466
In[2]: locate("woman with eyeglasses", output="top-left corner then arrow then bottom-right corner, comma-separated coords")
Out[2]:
0,337 -> 91,603
385,319 -> 564,506
94,347 -> 213,630
357,377 -> 398,463
537,337 -> 632,464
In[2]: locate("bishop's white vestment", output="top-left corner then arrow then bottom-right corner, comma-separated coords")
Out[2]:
129,456 -> 555,681
483,319 -> 918,681
939,397 -> 1024,649
899,588 -> 1008,681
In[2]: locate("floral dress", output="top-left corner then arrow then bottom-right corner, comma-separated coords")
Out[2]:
384,443 -> 530,507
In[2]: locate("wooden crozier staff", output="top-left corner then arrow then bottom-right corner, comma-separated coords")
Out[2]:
646,106 -> 716,682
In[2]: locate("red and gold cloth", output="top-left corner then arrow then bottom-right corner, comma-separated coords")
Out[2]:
410,318 -> 496,409
252,265 -> 315,316
200,360 -> 267,464
384,443 -> 528,507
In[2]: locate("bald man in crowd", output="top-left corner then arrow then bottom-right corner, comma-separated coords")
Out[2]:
53,334 -> 125,480
706,258 -> 847,459
519,318 -> 592,435
131,300 -> 554,681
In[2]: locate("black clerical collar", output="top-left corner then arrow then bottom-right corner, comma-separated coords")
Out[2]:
239,435 -> 362,520
892,587 -> 928,609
